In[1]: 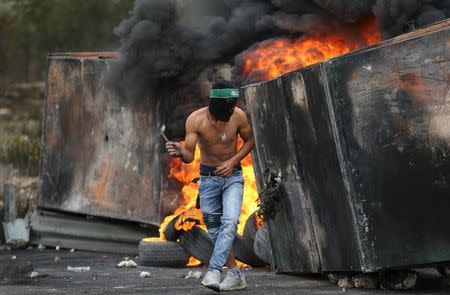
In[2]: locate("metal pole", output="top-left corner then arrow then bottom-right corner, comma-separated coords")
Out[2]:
4,184 -> 17,223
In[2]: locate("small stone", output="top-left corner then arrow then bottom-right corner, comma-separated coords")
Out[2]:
70,248 -> 75,253
11,256 -> 16,260
30,271 -> 39,278
328,273 -> 349,284
54,256 -> 60,262
117,259 -> 137,268
184,270 -> 202,279
55,246 -> 60,251
338,277 -> 354,289
126,260 -> 137,268
352,273 -> 380,289
140,271 -> 151,278
37,244 -> 45,251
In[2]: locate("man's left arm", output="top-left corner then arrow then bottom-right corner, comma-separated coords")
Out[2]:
215,108 -> 255,176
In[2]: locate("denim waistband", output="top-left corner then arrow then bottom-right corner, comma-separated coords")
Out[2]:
200,163 -> 242,175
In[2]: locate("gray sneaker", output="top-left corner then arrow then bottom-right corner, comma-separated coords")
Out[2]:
201,269 -> 221,292
220,269 -> 247,291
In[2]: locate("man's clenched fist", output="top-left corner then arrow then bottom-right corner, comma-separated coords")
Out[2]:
165,141 -> 182,158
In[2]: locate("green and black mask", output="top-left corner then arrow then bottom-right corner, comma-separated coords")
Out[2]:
209,88 -> 239,122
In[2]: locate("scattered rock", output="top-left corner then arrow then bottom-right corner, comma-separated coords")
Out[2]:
30,271 -> 39,278
117,259 -> 138,268
55,245 -> 60,251
380,270 -> 417,290
11,255 -> 16,260
54,256 -> 60,262
139,271 -> 151,278
37,244 -> 45,251
352,273 -> 380,289
184,270 -> 202,279
328,272 -> 350,284
338,277 -> 354,290
7,239 -> 28,249
70,248 -> 75,253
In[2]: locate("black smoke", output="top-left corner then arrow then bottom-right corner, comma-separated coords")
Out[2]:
108,0 -> 450,100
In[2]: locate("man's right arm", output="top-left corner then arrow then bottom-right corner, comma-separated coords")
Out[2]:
165,113 -> 198,163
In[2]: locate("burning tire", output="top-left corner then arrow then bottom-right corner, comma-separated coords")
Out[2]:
139,238 -> 190,267
179,226 -> 213,264
253,224 -> 271,264
233,235 -> 266,266
163,215 -> 181,242
233,213 -> 266,266
242,212 -> 258,241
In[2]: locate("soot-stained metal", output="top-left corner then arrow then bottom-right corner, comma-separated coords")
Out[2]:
40,52 -> 184,225
244,20 -> 450,274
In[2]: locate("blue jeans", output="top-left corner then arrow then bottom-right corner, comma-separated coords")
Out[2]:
199,170 -> 244,271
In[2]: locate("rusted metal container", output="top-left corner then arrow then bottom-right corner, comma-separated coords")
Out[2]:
40,52 -> 181,225
244,20 -> 450,273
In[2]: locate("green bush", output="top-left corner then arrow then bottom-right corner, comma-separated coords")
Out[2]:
0,135 -> 40,175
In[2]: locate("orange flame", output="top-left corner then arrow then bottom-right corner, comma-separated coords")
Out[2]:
240,16 -> 382,82
160,140 -> 259,238
158,139 -> 259,267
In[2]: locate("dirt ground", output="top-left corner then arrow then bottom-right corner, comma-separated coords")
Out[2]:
0,249 -> 449,295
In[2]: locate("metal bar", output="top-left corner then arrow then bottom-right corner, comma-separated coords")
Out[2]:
3,184 -> 17,223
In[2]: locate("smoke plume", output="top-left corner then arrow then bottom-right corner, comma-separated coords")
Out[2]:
108,0 -> 450,100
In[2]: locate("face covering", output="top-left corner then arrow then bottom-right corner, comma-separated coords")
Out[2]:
208,98 -> 238,122
208,88 -> 240,122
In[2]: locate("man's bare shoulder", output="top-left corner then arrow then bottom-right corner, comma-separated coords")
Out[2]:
233,107 -> 248,123
186,107 -> 207,130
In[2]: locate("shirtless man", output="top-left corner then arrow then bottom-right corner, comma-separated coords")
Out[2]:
165,80 -> 254,292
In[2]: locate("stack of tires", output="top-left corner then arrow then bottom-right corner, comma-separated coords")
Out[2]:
139,212 -> 271,267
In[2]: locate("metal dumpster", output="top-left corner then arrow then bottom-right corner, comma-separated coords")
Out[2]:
40,52 -> 180,225
243,19 -> 450,273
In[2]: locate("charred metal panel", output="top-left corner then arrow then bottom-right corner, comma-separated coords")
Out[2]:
244,20 -> 450,273
40,53 -> 178,225
325,21 -> 450,271
245,79 -> 320,273
281,68 -> 362,272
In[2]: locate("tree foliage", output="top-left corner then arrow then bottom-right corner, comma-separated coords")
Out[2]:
0,0 -> 134,83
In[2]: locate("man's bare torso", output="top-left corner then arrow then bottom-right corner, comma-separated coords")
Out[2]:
189,107 -> 241,166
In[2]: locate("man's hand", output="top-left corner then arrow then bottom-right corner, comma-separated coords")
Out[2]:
165,141 -> 182,158
215,159 -> 237,177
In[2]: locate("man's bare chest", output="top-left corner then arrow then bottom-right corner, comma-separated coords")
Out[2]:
198,122 -> 239,146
